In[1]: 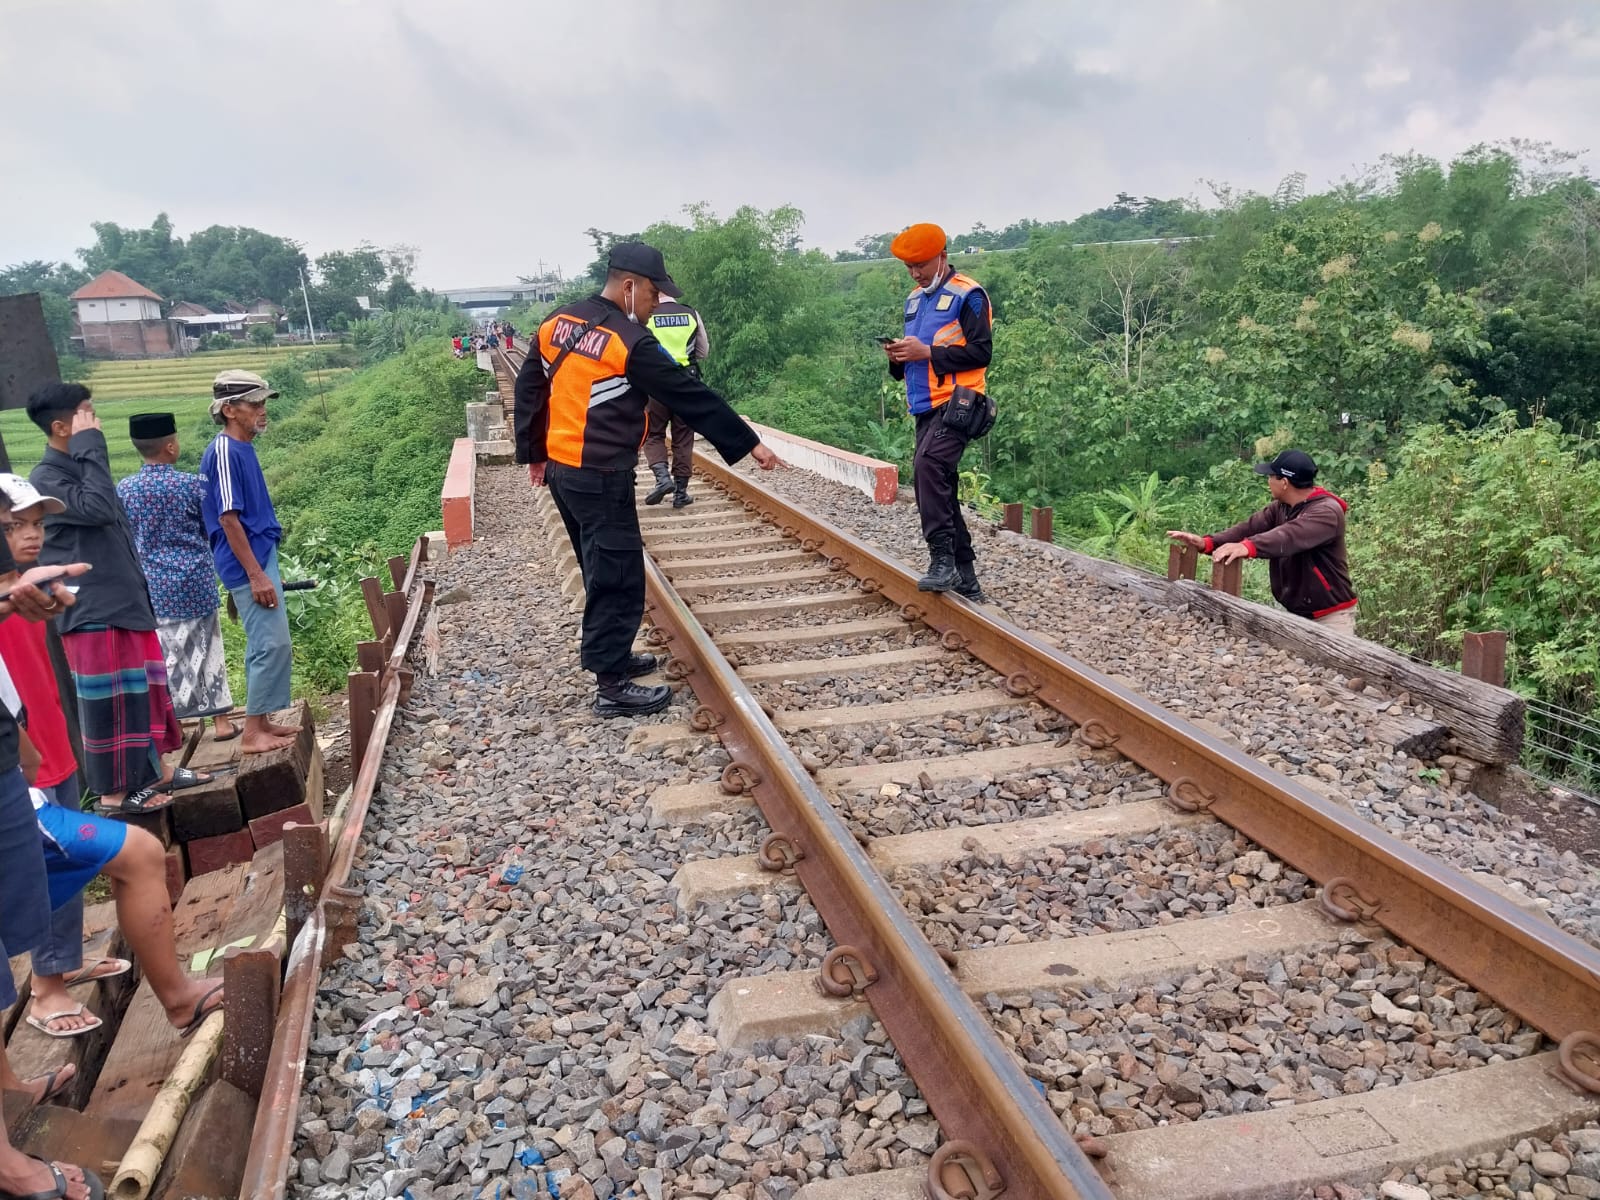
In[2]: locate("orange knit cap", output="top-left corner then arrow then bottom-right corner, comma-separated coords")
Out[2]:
890,223 -> 947,264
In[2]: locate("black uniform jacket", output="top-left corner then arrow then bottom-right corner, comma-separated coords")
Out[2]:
514,295 -> 758,471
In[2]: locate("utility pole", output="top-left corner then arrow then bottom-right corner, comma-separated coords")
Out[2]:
299,268 -> 318,345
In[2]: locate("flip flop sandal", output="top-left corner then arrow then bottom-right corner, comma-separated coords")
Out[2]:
2,1159 -> 106,1200
60,958 -> 131,987
177,983 -> 225,1039
24,1004 -> 103,1039
24,1066 -> 76,1105
93,784 -> 171,816
155,766 -> 214,794
212,727 -> 243,742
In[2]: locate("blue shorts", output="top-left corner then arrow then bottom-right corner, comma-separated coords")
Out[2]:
33,796 -> 126,910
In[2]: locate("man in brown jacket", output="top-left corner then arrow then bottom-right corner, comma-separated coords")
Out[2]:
1168,449 -> 1359,634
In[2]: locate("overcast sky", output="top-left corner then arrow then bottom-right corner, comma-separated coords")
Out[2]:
3,0 -> 1596,290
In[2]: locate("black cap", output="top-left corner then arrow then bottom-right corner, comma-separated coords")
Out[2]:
607,242 -> 682,298
129,412 -> 177,440
1254,449 -> 1318,487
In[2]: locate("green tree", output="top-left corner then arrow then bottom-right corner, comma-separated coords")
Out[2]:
248,321 -> 276,347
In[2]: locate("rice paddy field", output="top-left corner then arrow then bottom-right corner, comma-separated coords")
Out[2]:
2,346 -> 348,478
84,344 -> 352,401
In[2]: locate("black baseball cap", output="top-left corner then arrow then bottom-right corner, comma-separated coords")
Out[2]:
607,242 -> 682,298
1254,449 -> 1318,487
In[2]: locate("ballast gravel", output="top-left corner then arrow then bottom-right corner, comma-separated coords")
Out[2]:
727,459 -> 1600,947
289,459 -> 1600,1200
291,469 -> 909,1200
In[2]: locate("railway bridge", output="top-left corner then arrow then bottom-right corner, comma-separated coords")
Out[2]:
8,344 -> 1598,1200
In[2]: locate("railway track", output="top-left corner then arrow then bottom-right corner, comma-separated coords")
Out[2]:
492,344 -> 1600,1200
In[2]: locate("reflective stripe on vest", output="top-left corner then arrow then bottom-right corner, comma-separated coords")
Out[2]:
902,271 -> 988,414
647,302 -> 698,368
538,311 -> 634,468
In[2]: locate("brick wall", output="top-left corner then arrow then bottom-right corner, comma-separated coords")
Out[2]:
79,319 -> 186,360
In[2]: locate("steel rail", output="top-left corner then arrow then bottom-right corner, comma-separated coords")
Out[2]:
692,457 -> 1600,1057
643,552 -> 1113,1200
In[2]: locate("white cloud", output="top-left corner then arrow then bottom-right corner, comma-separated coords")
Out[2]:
0,0 -> 1595,290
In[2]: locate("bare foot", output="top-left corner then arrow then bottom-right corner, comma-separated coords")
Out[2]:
163,978 -> 224,1033
213,715 -> 239,740
241,731 -> 297,755
263,720 -> 301,738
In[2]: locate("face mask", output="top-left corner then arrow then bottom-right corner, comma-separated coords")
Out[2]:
918,267 -> 944,297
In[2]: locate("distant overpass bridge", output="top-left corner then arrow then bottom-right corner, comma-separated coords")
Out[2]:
438,282 -> 562,312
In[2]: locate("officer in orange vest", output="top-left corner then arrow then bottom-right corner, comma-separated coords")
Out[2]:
514,243 -> 781,717
884,223 -> 993,600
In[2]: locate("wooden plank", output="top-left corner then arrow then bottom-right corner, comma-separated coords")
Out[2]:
1177,582 -> 1524,762
149,1079 -> 256,1200
11,1105 -> 141,1182
186,829 -> 256,876
248,800 -> 319,852
86,863 -> 247,1123
235,702 -> 314,821
86,841 -> 285,1126
168,774 -> 244,842
184,723 -> 245,774
4,904 -> 132,1110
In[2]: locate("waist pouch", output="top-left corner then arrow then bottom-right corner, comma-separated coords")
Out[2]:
941,384 -> 997,438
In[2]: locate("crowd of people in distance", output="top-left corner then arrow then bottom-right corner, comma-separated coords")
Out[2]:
0,370 -> 298,1200
452,319 -> 516,359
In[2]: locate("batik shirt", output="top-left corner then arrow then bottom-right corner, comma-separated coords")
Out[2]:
116,463 -> 220,621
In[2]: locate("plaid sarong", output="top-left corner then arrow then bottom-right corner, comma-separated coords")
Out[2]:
61,626 -> 184,796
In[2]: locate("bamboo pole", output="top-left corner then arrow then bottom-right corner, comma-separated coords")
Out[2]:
108,1010 -> 226,1200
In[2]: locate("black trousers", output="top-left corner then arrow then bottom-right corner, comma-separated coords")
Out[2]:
912,410 -> 974,563
547,463 -> 644,676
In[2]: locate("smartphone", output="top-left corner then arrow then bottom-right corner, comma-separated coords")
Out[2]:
874,336 -> 896,346
0,565 -> 85,605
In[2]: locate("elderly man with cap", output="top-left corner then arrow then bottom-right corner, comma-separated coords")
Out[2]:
24,383 -> 212,814
117,412 -> 238,744
514,242 -> 782,717
1167,448 -> 1360,634
882,222 -> 994,600
200,371 -> 298,753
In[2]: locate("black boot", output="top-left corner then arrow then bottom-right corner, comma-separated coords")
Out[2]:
622,652 -> 658,677
917,540 -> 959,592
954,561 -> 988,602
593,673 -> 671,717
671,480 -> 694,508
644,462 -> 674,505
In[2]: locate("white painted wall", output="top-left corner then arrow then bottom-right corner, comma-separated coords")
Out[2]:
76,297 -> 161,323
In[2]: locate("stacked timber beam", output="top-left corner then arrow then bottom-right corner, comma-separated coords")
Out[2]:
1,536 -> 435,1200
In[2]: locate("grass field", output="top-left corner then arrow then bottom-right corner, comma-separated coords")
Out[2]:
0,395 -> 217,479
84,347 -> 351,401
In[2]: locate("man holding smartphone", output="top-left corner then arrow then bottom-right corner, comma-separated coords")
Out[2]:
882,223 -> 994,600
